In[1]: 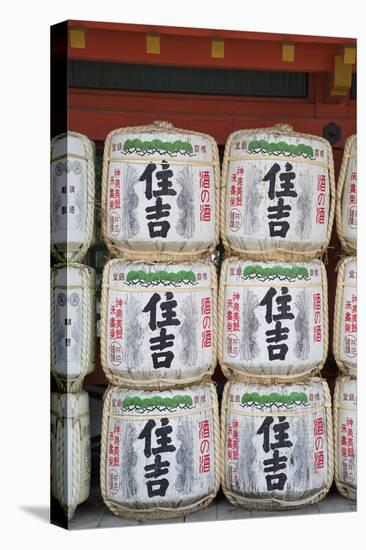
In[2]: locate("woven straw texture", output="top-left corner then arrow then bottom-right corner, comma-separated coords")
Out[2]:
51,392 -> 90,520
333,256 -> 357,377
335,134 -> 357,255
51,262 -> 95,393
220,377 -> 334,511
220,124 -> 336,261
218,257 -> 329,384
100,258 -> 218,388
101,120 -> 220,261
51,131 -> 95,263
100,382 -> 222,520
333,375 -> 357,501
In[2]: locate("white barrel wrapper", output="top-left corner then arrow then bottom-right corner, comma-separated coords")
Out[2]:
340,135 -> 357,250
51,263 -> 95,391
334,257 -> 357,376
101,383 -> 220,518
51,131 -> 95,262
222,128 -> 334,257
334,376 -> 357,500
102,123 -> 218,257
222,379 -> 332,510
101,260 -> 216,386
51,391 -> 91,519
219,259 -> 327,379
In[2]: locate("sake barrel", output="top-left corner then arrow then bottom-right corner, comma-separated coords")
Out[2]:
333,257 -> 357,377
218,258 -> 328,382
334,376 -> 357,501
101,259 -> 217,387
51,131 -> 95,262
336,135 -> 357,254
221,378 -> 333,510
51,391 -> 91,520
51,263 -> 95,392
101,120 -> 219,259
100,383 -> 220,520
221,124 -> 335,260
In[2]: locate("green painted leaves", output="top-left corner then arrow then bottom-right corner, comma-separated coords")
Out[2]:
247,139 -> 314,159
122,394 -> 193,410
123,139 -> 194,156
242,264 -> 309,281
126,269 -> 197,285
241,391 -> 309,406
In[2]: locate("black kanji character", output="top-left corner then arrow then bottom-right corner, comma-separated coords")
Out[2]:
265,321 -> 289,343
149,328 -> 175,351
158,292 -> 180,328
265,472 -> 288,491
143,293 -> 161,331
154,161 -> 176,198
263,450 -> 288,473
273,287 -> 294,321
146,197 -> 171,220
276,163 -> 297,198
153,417 -> 176,455
151,350 -> 175,369
267,198 -> 291,220
267,343 -> 289,361
138,419 -> 156,458
263,163 -> 281,200
144,454 -> 170,479
257,416 -> 273,453
146,478 -> 170,498
268,220 -> 290,238
271,417 -> 293,450
140,163 -> 157,200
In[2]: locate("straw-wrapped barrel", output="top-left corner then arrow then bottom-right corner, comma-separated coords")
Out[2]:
333,257 -> 357,377
218,258 -> 328,382
51,263 -> 95,392
101,259 -> 217,387
221,378 -> 333,510
336,135 -> 357,254
51,391 -> 91,519
51,131 -> 95,262
101,121 -> 219,260
100,383 -> 221,520
334,376 -> 357,501
221,124 -> 335,260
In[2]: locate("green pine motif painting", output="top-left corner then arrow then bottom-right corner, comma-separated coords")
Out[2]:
247,139 -> 314,159
122,138 -> 194,156
125,269 -> 197,286
122,394 -> 194,410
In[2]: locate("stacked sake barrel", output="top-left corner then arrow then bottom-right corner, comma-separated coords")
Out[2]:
99,121 -> 221,520
333,139 -> 357,501
219,124 -> 336,510
50,131 -> 96,519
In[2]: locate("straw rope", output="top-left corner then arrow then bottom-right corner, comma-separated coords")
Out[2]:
100,382 -> 221,521
52,394 -> 82,520
220,124 -> 336,261
333,375 -> 357,501
217,257 -> 328,384
100,258 -> 218,388
335,135 -> 357,255
333,256 -> 357,377
51,131 -> 95,264
101,121 -> 220,261
220,377 -> 334,511
51,263 -> 95,393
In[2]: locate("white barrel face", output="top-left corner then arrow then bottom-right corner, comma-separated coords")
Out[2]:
104,130 -> 217,254
51,392 -> 90,511
103,261 -> 215,382
103,384 -> 217,508
224,131 -> 331,253
336,378 -> 357,492
341,137 -> 357,248
220,260 -> 326,377
52,264 -> 95,380
338,259 -> 357,370
51,133 -> 93,256
223,381 -> 329,502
